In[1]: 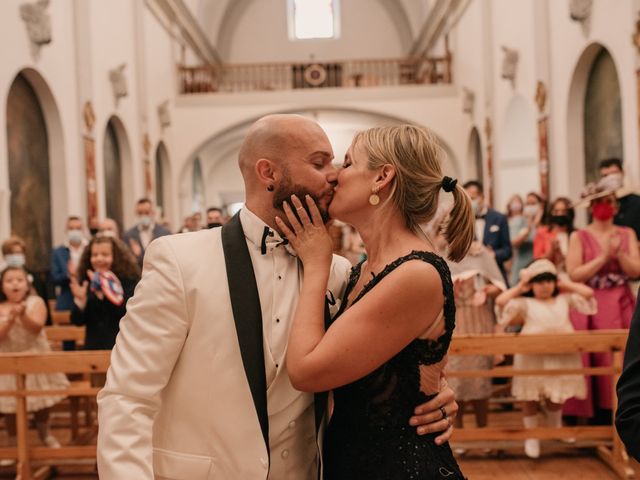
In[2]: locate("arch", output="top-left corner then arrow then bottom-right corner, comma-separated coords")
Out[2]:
583,49 -> 622,182
178,107 -> 459,218
496,94 -> 538,209
102,115 -> 133,232
154,141 -> 173,222
466,126 -> 483,182
4,68 -> 67,270
567,43 -> 622,196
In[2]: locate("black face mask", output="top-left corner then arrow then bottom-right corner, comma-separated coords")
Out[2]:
550,215 -> 570,226
207,222 -> 223,229
89,228 -> 99,236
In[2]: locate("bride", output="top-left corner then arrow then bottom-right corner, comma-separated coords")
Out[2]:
276,125 -> 471,479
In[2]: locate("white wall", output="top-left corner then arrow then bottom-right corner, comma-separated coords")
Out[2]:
224,0 -> 405,62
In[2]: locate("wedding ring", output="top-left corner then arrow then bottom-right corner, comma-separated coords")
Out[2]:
439,406 -> 448,420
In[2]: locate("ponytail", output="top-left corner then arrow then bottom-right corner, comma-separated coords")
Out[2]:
442,183 -> 474,262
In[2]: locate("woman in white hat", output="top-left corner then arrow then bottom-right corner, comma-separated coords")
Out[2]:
496,258 -> 596,458
566,181 -> 640,423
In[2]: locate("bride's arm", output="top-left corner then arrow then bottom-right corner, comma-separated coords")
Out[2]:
277,195 -> 444,393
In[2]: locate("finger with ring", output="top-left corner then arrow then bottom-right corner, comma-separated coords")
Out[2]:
439,406 -> 448,420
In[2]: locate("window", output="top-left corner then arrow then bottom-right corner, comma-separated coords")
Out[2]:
289,0 -> 339,40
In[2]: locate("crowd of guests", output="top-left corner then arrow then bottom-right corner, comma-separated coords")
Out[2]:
1,157 -> 639,456
0,198 -> 228,449
335,157 -> 639,458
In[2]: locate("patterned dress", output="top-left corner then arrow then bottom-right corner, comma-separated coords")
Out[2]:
0,296 -> 69,413
323,251 -> 465,480
499,294 -> 596,403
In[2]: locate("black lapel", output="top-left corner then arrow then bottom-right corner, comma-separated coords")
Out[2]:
221,213 -> 270,455
313,299 -> 332,434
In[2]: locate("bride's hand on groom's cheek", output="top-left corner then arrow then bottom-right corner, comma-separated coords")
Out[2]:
276,195 -> 333,268
408,382 -> 457,445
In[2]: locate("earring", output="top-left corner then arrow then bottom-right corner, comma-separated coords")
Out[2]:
369,187 -> 380,206
267,185 -> 274,192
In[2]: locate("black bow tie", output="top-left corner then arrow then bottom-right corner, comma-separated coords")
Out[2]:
475,214 -> 486,220
260,226 -> 289,255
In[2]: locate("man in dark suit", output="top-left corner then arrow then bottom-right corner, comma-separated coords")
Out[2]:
122,198 -> 171,265
599,158 -> 640,243
51,216 -> 88,311
463,180 -> 512,283
616,292 -> 640,461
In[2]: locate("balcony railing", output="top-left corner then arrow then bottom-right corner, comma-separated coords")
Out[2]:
178,55 -> 452,94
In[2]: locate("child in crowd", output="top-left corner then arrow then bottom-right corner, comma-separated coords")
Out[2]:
70,235 -> 140,353
495,259 -> 596,459
0,266 -> 69,448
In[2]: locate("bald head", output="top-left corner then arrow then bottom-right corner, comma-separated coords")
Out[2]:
238,114 -> 327,186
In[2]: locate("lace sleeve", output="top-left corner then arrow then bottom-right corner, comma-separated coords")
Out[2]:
567,293 -> 597,315
499,298 -> 527,326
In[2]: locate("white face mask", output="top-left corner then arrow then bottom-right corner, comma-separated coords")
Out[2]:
139,215 -> 153,228
510,202 -> 523,213
5,253 -> 25,268
523,204 -> 539,217
67,229 -> 84,244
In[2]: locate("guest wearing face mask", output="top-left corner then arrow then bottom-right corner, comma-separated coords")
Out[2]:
566,181 -> 640,423
464,180 -> 512,284
205,206 -> 226,229
599,158 -> 640,242
122,198 -> 171,265
506,194 -> 539,287
534,197 -> 574,272
1,236 -> 51,325
51,216 -> 88,312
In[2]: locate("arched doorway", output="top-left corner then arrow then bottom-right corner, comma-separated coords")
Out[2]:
155,141 -> 172,220
6,73 -> 52,271
467,127 -> 483,182
583,48 -> 623,182
192,157 -> 205,213
103,119 -> 124,230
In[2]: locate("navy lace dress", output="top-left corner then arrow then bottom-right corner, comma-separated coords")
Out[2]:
323,251 -> 466,479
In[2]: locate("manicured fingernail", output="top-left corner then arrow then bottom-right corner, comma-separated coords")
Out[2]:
409,418 -> 418,426
418,427 -> 426,435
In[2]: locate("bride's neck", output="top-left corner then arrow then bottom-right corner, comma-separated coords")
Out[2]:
355,212 -> 421,269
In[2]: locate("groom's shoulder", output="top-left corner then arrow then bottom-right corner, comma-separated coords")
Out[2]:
149,228 -> 222,263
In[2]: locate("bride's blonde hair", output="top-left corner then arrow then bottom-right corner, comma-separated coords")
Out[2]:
352,125 -> 474,262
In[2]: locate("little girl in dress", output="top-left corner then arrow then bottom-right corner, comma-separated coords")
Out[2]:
495,259 -> 597,458
0,266 -> 69,448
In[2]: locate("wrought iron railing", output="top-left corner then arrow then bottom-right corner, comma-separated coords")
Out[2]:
178,55 -> 452,94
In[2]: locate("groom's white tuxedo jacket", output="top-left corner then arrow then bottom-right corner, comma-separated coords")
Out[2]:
97,211 -> 351,480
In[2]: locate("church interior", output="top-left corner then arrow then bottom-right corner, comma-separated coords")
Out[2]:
1,0 -> 639,478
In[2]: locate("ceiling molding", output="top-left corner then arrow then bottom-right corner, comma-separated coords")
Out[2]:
146,0 -> 222,65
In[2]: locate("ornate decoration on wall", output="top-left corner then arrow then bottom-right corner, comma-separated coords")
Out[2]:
484,117 -> 494,207
633,13 -> 640,54
82,100 -> 98,220
462,87 -> 475,115
535,81 -> 547,114
500,46 -> 519,87
143,134 -> 153,197
19,0 -> 52,59
83,101 -> 96,133
158,101 -> 171,128
569,0 -> 592,35
109,64 -> 128,103
569,0 -> 592,22
303,64 -> 328,87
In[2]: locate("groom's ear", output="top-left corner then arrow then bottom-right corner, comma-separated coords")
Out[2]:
255,158 -> 278,186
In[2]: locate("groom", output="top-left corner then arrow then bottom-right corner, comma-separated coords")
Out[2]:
97,114 -> 458,479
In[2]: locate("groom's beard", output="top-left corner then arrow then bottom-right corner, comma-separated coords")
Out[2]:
273,179 -> 331,224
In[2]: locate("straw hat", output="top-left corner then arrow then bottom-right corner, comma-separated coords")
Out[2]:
520,259 -> 557,282
573,173 -> 625,208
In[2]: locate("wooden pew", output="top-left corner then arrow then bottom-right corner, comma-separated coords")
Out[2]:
44,326 -> 85,350
448,330 -> 633,479
0,351 -> 111,479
